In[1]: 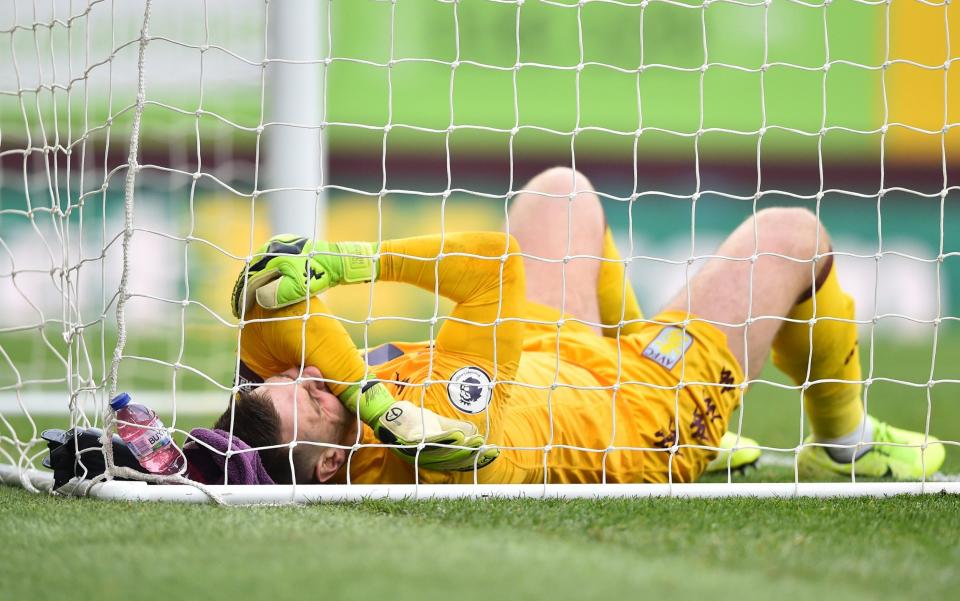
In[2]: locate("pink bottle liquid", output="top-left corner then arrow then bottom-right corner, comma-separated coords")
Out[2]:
110,393 -> 185,475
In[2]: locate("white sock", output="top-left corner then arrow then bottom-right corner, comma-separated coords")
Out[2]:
818,415 -> 874,463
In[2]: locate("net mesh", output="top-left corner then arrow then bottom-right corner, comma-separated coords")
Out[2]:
0,0 -> 957,498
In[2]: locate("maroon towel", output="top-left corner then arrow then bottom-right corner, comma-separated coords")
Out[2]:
183,428 -> 275,485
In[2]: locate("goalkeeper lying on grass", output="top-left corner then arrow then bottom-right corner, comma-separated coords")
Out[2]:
216,167 -> 945,485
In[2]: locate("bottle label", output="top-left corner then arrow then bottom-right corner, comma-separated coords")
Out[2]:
126,419 -> 173,459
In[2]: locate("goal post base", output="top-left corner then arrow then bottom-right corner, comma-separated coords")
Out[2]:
3,464 -> 958,505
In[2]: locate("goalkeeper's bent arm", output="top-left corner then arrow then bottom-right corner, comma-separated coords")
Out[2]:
242,232 -> 525,395
377,232 -> 526,376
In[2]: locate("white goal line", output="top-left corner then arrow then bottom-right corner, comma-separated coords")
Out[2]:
2,464 -> 958,506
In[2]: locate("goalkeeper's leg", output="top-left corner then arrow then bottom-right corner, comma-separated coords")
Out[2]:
509,167 -> 605,332
662,207 -> 943,480
770,249 -> 944,479
511,167 -> 763,473
509,167 -> 646,335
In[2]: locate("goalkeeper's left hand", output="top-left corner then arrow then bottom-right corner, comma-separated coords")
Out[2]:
345,381 -> 499,472
232,235 -> 377,318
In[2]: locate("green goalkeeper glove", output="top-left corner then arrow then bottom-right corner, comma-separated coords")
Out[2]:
232,235 -> 377,318
343,380 -> 499,472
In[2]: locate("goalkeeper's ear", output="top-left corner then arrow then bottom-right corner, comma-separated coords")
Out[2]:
314,447 -> 347,483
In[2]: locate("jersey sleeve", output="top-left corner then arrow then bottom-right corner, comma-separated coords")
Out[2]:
238,299 -> 367,400
378,232 -> 525,381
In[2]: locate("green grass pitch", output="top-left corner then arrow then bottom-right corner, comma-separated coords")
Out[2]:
1,486 -> 958,601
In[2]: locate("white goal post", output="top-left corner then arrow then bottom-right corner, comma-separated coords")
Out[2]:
1,0 -> 959,505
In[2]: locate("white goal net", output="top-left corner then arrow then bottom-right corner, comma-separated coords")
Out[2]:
1,0 -> 958,504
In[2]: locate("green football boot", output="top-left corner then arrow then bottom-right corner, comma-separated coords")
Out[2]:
705,431 -> 762,473
798,416 -> 945,480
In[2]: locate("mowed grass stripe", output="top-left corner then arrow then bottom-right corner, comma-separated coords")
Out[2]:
1,486 -> 958,601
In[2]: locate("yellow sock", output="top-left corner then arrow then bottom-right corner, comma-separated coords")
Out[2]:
771,257 -> 864,439
598,228 -> 645,337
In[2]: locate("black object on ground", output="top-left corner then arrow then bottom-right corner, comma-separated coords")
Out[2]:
41,428 -> 149,491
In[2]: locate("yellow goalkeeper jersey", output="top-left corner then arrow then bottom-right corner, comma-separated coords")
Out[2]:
237,233 -> 743,484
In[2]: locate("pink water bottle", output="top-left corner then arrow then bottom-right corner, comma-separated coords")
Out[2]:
110,393 -> 185,475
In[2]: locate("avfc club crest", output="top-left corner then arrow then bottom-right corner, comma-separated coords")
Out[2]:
447,366 -> 493,414
642,326 -> 694,371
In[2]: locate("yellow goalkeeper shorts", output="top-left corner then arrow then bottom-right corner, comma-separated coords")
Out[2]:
519,302 -> 745,483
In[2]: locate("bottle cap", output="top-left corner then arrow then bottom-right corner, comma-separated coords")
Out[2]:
109,393 -> 131,411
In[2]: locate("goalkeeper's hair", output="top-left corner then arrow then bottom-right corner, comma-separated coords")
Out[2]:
214,389 -> 317,485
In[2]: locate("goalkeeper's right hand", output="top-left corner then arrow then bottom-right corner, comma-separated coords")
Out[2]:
232,235 -> 376,318
344,381 -> 499,472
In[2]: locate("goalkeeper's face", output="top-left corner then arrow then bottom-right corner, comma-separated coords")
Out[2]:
261,366 -> 355,451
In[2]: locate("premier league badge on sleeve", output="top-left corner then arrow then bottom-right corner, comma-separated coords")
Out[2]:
447,366 -> 493,414
643,326 -> 694,371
